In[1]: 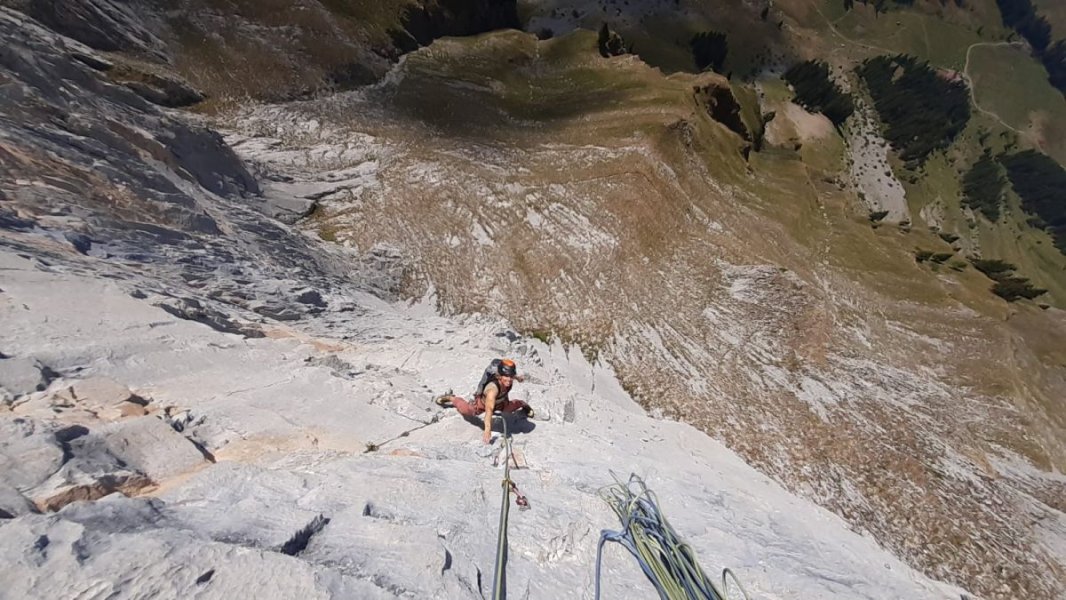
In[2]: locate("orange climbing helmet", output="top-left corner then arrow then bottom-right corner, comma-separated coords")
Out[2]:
497,358 -> 517,377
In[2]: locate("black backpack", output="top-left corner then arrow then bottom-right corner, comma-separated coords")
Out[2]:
474,358 -> 503,398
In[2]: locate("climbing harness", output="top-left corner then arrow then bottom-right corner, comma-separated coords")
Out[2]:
594,473 -> 750,600
491,412 -> 529,600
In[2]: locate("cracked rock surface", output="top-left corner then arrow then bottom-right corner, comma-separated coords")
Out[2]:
0,241 -> 970,599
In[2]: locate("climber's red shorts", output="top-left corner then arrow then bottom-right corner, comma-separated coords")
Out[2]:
450,395 -> 530,418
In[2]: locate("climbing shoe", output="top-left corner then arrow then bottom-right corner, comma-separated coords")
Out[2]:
435,394 -> 453,408
521,405 -> 535,419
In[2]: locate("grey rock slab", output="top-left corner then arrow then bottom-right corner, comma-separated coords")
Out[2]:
98,416 -> 207,482
62,375 -> 145,408
0,479 -> 36,518
161,462 -> 329,552
119,71 -> 205,108
26,0 -> 167,57
161,126 -> 260,198
256,188 -> 319,224
155,296 -> 265,338
28,426 -> 153,511
57,493 -> 175,533
0,357 -> 53,401
249,299 -> 305,321
0,512 -> 396,599
0,6 -> 258,242
29,464 -> 151,513
300,506 -> 479,599
0,416 -> 64,492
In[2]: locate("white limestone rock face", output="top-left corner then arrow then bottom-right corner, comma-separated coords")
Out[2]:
0,357 -> 53,403
0,242 -> 979,598
0,507 -> 395,600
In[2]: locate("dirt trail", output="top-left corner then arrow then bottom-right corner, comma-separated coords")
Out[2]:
962,41 -> 1028,135
817,7 -> 1026,136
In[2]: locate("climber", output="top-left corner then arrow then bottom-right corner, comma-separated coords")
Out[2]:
436,358 -> 534,444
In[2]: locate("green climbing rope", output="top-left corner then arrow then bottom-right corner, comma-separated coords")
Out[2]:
595,473 -> 751,600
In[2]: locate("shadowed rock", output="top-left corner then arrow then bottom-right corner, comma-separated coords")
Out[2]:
113,68 -> 205,108
0,6 -> 256,245
33,471 -> 153,512
25,0 -> 167,58
156,297 -> 265,338
695,83 -> 750,142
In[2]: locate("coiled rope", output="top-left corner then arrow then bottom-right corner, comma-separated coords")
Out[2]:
595,473 -> 751,600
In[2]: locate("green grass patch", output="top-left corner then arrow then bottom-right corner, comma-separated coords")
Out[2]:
527,328 -> 554,345
896,152 -> 964,224
830,5 -> 987,70
798,129 -> 846,175
968,43 -> 1066,127
976,188 -> 1066,307
731,83 -> 766,149
1033,0 -> 1066,38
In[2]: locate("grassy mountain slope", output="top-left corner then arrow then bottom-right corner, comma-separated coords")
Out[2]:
219,27 -> 1066,598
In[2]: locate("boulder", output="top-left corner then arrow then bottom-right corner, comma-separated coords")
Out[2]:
31,467 -> 152,512
249,299 -> 304,322
27,424 -> 152,511
256,189 -> 319,224
63,231 -> 92,254
0,357 -> 54,402
0,417 -> 65,492
155,297 -> 265,338
162,126 -> 260,198
99,416 -> 208,482
72,376 -> 144,402
294,288 -> 327,308
695,82 -> 752,143
16,377 -> 148,422
7,416 -> 205,512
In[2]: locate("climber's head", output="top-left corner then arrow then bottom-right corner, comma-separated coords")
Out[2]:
496,358 -> 517,383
